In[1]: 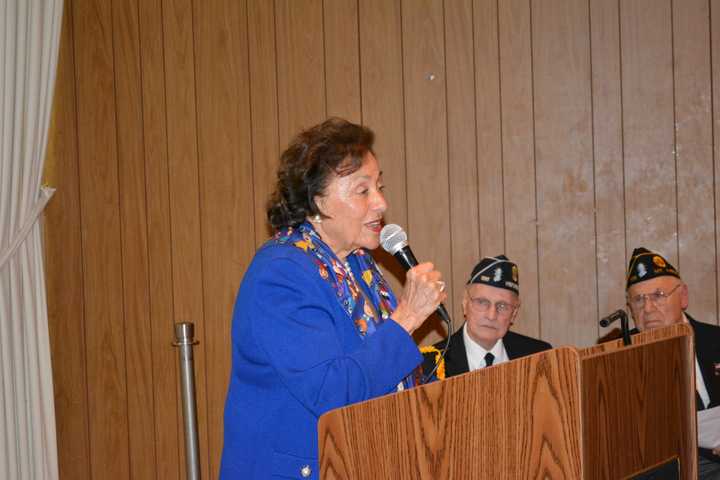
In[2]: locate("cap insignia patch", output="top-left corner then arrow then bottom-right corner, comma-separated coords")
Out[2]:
493,267 -> 502,282
637,263 -> 647,278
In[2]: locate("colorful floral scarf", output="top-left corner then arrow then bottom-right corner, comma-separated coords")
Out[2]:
272,221 -> 418,388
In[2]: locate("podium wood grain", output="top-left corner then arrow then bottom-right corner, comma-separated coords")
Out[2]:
318,348 -> 582,479
580,324 -> 696,479
319,325 -> 696,479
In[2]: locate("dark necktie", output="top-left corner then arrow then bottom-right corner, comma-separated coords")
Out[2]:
484,352 -> 495,367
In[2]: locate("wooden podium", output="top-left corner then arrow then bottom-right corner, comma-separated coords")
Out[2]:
318,324 -> 697,479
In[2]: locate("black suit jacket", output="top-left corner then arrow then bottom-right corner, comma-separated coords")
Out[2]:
421,324 -> 553,378
686,315 -> 720,462
688,315 -> 720,409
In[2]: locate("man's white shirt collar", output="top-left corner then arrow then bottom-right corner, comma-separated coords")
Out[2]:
684,313 -> 711,409
463,323 -> 508,371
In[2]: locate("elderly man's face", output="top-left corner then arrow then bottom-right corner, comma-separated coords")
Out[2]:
626,276 -> 688,331
462,283 -> 520,350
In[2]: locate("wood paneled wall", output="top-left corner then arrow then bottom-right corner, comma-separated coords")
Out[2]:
43,0 -> 720,478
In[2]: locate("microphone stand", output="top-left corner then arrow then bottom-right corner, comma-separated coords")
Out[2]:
599,309 -> 632,347
619,311 -> 631,347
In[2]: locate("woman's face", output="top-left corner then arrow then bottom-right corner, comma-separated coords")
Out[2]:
313,152 -> 387,260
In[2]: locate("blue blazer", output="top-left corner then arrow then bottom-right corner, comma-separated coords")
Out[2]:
220,241 -> 422,479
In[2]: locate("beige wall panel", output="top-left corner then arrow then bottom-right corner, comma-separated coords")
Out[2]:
45,1 -> 720,476
359,0 -> 406,226
111,1 -> 157,477
44,2 -> 91,477
71,0 -> 130,477
138,0 -> 182,477
474,0 -> 505,257
248,0 -> 280,246
401,0 -> 451,343
324,0 -> 361,123
589,0 -> 627,338
161,0 -> 210,478
498,0 -> 540,338
533,0 -> 597,347
358,0 -> 407,309
620,0 -> 677,261
673,0 -> 716,324
445,0 -> 480,328
275,0 -> 326,145
193,0 -> 255,476
714,0 -> 720,326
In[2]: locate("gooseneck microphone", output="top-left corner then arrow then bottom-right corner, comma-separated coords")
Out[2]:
380,224 -> 451,327
599,308 -> 632,346
599,309 -> 626,328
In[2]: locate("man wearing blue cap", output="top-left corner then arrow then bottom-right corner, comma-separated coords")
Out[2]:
421,255 -> 551,380
626,247 -> 720,479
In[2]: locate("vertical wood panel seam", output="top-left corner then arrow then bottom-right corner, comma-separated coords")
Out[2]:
273,0 -> 281,153
246,0 -> 258,245
67,0 -> 93,474
188,0 -> 211,471
356,0 -> 363,123
496,0 -> 506,256
529,0 -> 542,338
710,0 -> 719,323
355,0 -> 365,125
74,0 -> 99,475
670,0 -> 681,266
321,0 -> 328,118
158,0 -> 182,469
108,0 -> 133,474
694,0 -> 716,325
399,0 -> 409,231
617,0 -> 628,266
441,0 -> 454,315
470,0 -> 481,261
588,0 -> 600,334
134,0 -> 160,472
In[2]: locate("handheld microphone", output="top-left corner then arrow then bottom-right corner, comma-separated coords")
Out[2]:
599,309 -> 626,327
380,224 -> 451,327
381,224 -> 452,384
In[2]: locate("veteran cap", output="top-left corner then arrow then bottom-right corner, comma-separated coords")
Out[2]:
467,254 -> 519,295
626,247 -> 680,289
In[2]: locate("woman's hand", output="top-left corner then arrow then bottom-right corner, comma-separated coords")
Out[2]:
392,262 -> 447,334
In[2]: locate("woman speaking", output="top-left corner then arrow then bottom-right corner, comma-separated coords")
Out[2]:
220,118 -> 445,479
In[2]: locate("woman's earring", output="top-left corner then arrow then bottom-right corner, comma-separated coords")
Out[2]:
312,214 -> 322,223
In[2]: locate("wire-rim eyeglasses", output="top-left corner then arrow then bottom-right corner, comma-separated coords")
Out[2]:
627,283 -> 682,310
467,296 -> 518,318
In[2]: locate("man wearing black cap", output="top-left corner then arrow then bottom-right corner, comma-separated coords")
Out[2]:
421,255 -> 551,380
626,247 -> 720,479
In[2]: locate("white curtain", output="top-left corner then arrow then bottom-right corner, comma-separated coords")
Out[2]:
0,0 -> 63,478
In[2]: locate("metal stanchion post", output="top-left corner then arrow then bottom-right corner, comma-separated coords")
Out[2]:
173,322 -> 201,480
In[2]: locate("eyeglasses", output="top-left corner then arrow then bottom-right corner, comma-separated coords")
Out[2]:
628,283 -> 682,310
468,296 -> 517,318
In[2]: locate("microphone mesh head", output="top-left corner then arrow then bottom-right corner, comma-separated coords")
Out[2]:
380,224 -> 407,255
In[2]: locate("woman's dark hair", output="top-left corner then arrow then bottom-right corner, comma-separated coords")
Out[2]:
267,117 -> 375,230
